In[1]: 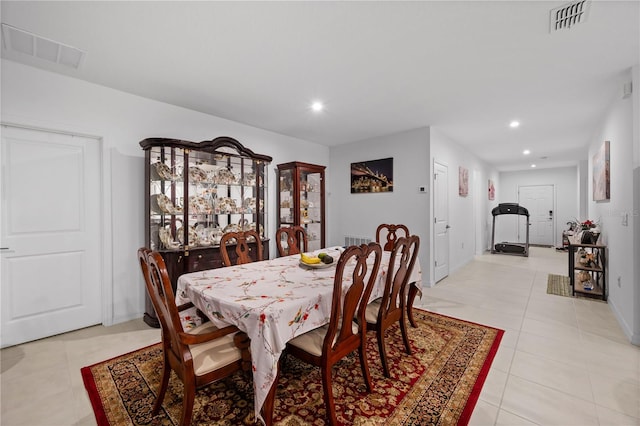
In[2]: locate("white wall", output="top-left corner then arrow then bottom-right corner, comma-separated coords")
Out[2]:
327,127 -> 431,279
1,59 -> 329,325
633,64 -> 640,347
578,160 -> 589,219
430,128 -> 496,281
587,67 -> 638,344
498,167 -> 579,248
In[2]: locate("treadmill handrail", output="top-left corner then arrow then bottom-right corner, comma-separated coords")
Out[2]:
492,203 -> 529,217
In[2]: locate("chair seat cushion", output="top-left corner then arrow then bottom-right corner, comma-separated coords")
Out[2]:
287,321 -> 359,357
365,298 -> 382,324
188,323 -> 242,375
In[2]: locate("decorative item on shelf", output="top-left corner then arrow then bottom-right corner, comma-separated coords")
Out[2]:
177,225 -> 198,246
189,196 -> 210,214
153,193 -> 183,215
578,252 -> 596,267
187,166 -> 207,183
214,197 -> 237,214
208,225 -> 223,245
223,223 -> 240,235
574,218 -> 601,244
243,197 -> 257,213
577,270 -> 591,283
195,224 -> 212,246
159,227 -> 180,249
576,218 -> 598,231
215,168 -> 237,185
240,220 -> 263,239
151,162 -> 178,181
242,172 -> 256,186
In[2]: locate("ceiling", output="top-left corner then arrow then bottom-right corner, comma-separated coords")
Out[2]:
1,1 -> 638,171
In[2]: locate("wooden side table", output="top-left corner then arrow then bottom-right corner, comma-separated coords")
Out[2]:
568,242 -> 606,301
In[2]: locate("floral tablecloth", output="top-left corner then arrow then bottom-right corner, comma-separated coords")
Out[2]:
175,246 -> 422,423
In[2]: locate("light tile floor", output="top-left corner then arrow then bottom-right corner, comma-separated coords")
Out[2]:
1,247 -> 638,425
421,247 -> 640,426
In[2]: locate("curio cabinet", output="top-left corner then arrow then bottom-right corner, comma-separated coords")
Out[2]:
141,136 -> 272,327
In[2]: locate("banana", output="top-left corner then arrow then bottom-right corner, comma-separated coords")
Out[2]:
300,253 -> 321,264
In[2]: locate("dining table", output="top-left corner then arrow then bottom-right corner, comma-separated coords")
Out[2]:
175,245 -> 422,425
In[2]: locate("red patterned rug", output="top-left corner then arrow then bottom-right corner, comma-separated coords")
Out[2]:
82,309 -> 502,425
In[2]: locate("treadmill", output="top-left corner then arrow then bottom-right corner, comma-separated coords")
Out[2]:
490,203 -> 530,257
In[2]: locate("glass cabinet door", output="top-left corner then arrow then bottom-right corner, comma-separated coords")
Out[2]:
277,162 -> 326,252
148,145 -> 186,251
300,170 -> 322,251
279,169 -> 294,226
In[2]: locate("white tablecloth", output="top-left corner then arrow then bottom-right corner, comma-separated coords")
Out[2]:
175,246 -> 422,423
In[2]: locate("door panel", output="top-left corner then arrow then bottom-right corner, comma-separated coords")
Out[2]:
519,185 -> 554,246
434,162 -> 449,282
1,126 -> 102,347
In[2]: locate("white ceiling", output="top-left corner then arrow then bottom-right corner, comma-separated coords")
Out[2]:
1,1 -> 638,171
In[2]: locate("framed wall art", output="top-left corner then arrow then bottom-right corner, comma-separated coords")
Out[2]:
593,140 -> 610,201
351,157 -> 393,193
488,179 -> 495,200
459,166 -> 469,197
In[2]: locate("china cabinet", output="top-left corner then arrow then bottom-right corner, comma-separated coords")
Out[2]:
277,162 -> 326,252
568,242 -> 607,301
141,136 -> 272,327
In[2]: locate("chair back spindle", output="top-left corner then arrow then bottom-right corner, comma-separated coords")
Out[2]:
376,223 -> 410,251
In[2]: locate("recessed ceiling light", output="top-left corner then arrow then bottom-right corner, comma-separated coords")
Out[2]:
523,149 -> 531,155
531,164 -> 537,168
510,120 -> 520,128
311,101 -> 324,112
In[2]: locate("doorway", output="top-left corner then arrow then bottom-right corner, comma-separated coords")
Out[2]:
433,161 -> 449,282
1,125 -> 103,347
518,184 -> 555,246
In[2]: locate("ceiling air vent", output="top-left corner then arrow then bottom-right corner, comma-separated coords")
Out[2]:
549,1 -> 591,32
1,23 -> 85,69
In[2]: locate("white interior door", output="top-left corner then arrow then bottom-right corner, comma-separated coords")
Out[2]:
519,185 -> 554,246
434,161 -> 449,282
1,125 -> 102,347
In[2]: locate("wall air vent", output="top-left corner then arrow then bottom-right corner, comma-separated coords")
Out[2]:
1,23 -> 85,69
549,1 -> 591,32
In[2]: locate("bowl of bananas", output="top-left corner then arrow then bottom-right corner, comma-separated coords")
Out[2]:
299,252 -> 335,269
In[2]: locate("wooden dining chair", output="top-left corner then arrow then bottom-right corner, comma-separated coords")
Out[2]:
275,225 -> 308,257
219,230 -> 263,266
284,242 -> 382,425
365,235 -> 420,378
375,223 -> 410,251
138,248 -> 244,426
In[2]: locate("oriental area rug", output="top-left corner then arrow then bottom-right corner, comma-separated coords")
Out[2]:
81,309 -> 503,426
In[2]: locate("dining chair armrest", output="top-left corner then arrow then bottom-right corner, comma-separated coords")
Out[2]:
178,325 -> 240,345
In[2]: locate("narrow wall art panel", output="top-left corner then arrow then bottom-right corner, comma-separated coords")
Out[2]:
592,140 -> 610,201
459,166 -> 469,197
